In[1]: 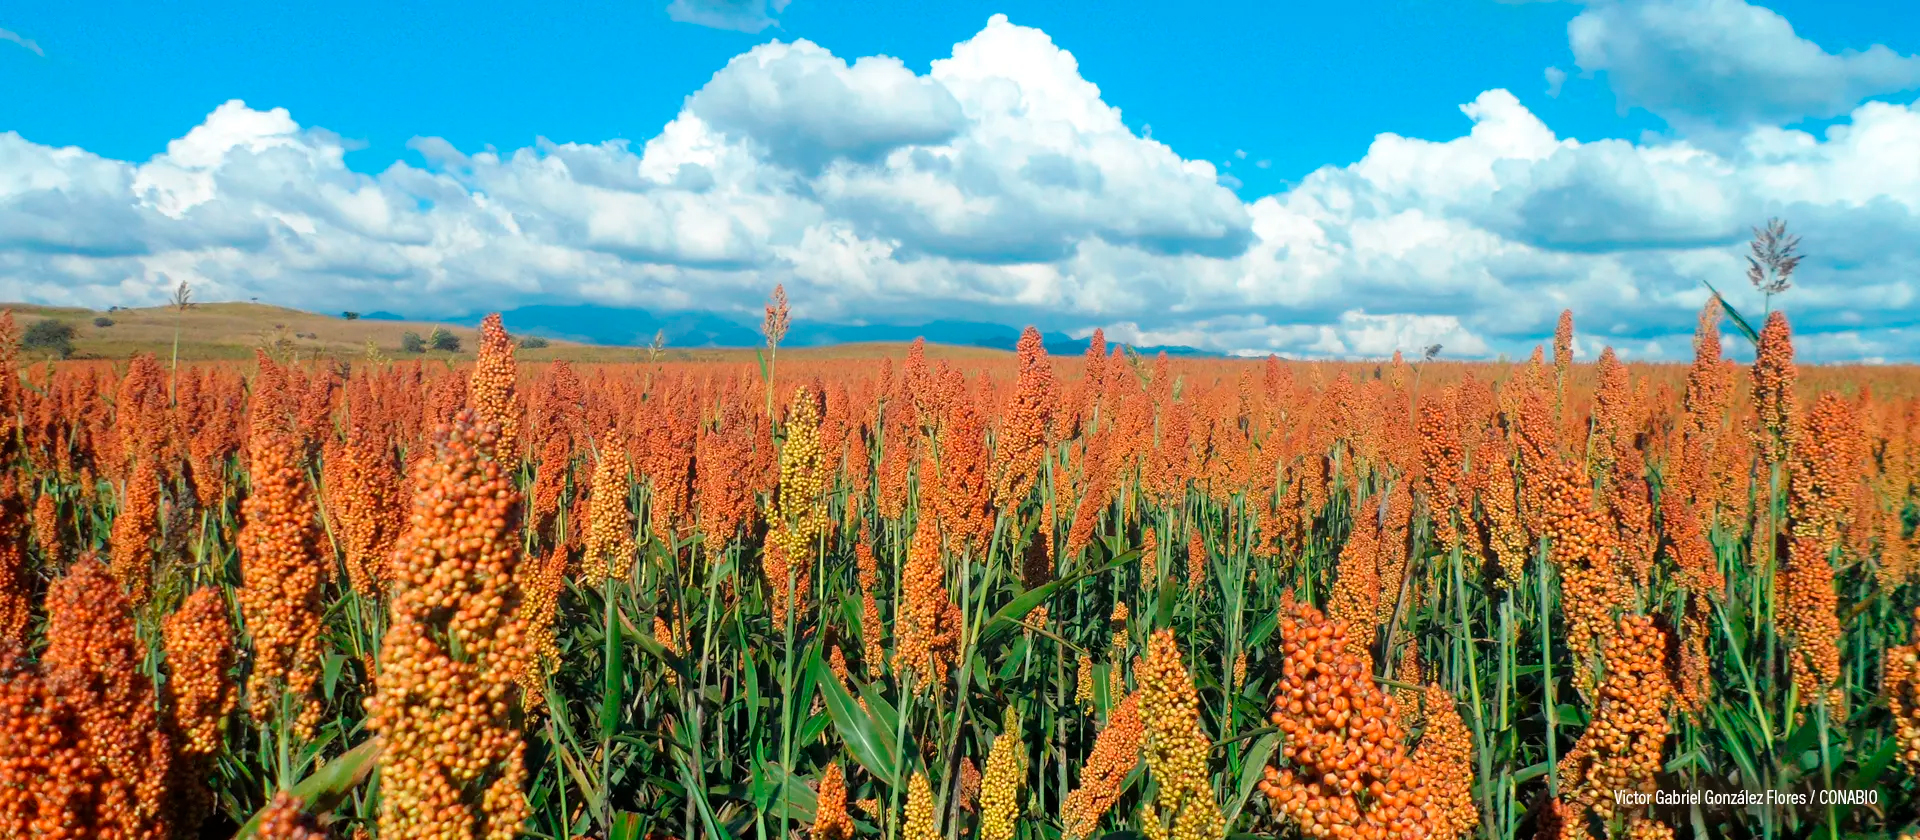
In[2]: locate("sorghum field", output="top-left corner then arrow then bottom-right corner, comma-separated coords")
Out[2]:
2,294 -> 1918,840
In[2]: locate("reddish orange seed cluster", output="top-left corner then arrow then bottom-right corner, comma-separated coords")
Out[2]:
1412,685 -> 1477,840
254,791 -> 331,839
1259,600 -> 1428,840
1887,610 -> 1920,773
1063,692 -> 1144,840
1556,614 -> 1673,825
163,587 -> 239,758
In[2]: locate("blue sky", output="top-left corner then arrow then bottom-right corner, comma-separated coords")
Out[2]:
3,0 -> 1919,359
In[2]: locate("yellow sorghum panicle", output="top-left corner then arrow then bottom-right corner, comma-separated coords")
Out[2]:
469,312 -> 522,462
1556,614 -> 1672,823
1394,646 -> 1424,734
1142,525 -> 1159,587
1232,650 -> 1247,693
979,708 -> 1026,840
1751,310 -> 1798,465
857,538 -> 885,678
1187,530 -> 1207,595
813,764 -> 853,840
1626,819 -> 1676,840
1886,610 -> 1920,772
1483,442 -> 1529,588
163,587 -> 238,758
1782,535 -> 1843,712
1076,653 -> 1096,709
254,791 -> 330,839
903,770 -> 938,840
1063,692 -> 1143,839
1553,309 -> 1574,388
769,386 -> 827,628
238,427 -> 329,738
1137,628 -> 1225,840
1414,685 -> 1478,840
654,615 -> 680,689
367,411 -> 529,840
42,556 -> 175,837
516,544 -> 568,709
581,451 -> 637,587
1259,600 -> 1427,840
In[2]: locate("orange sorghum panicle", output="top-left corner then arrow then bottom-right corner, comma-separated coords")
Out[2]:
237,426 -> 329,738
42,556 -> 174,837
1539,457 -> 1623,693
1556,614 -> 1672,823
1886,610 -> 1920,772
254,791 -> 330,839
1418,388 -> 1466,552
0,476 -> 26,645
1137,628 -> 1225,840
993,327 -> 1054,510
1327,497 -> 1380,652
1,642 -> 110,838
469,312 -> 522,462
813,763 -> 853,840
1790,392 -> 1864,544
1063,692 -> 1143,840
108,456 -> 159,606
1751,310 -> 1798,465
1259,599 -> 1427,840
367,411 -> 529,840
1782,535 -> 1843,712
960,757 -> 983,813
581,450 -> 637,587
33,485 -> 60,567
329,413 -> 407,600
1414,685 -> 1478,839
933,374 -> 992,553
163,587 -> 238,758
896,523 -> 960,691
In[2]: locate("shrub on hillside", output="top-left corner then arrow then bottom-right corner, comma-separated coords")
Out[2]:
24,320 -> 76,359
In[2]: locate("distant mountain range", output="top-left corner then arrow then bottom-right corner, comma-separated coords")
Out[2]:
361,305 -> 1218,357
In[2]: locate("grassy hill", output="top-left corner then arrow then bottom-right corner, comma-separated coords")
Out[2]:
3,302 -> 1007,363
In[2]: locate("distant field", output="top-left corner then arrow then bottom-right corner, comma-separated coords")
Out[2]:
4,302 -> 1009,364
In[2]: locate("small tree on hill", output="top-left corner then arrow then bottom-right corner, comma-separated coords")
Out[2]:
24,320 -> 76,359
429,327 -> 460,353
343,311 -> 361,321
401,331 -> 426,354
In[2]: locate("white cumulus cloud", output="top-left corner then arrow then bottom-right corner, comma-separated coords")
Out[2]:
1,13 -> 1917,360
